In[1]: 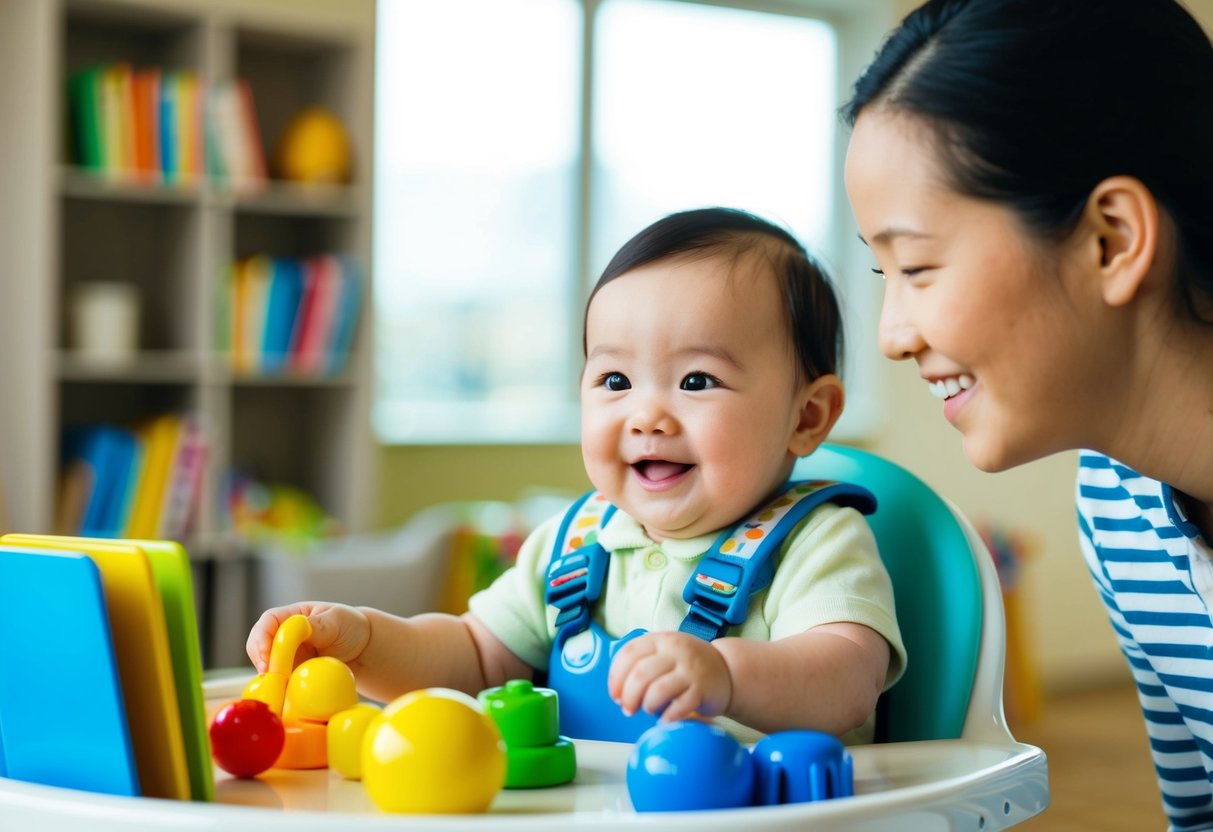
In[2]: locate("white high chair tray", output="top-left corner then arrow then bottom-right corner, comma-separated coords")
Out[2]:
0,676 -> 1046,832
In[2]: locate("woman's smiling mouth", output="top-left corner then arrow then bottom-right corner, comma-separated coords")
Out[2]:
927,374 -> 975,400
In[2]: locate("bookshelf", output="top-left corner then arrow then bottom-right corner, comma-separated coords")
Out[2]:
0,0 -> 375,665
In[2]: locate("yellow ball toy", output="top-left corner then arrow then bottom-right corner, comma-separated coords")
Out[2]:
327,703 -> 381,780
362,688 -> 505,814
283,656 -> 358,723
274,106 -> 352,184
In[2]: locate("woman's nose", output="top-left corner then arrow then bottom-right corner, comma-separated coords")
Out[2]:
877,284 -> 925,361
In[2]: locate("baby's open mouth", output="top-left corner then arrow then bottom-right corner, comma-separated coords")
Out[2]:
633,460 -> 694,481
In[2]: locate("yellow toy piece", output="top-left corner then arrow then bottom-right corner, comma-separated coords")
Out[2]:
283,656 -> 358,723
362,688 -> 505,814
240,614 -> 358,770
326,703 -> 382,780
274,107 -> 352,184
243,613 -> 311,715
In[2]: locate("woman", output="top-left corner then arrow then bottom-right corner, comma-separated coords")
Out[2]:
841,0 -> 1213,828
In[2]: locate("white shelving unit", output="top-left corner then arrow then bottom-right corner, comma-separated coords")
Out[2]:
0,0 -> 375,665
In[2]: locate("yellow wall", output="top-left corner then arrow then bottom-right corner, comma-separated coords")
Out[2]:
377,444 -> 588,522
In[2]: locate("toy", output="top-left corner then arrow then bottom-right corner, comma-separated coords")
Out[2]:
273,106 -> 351,184
208,699 -> 285,778
478,680 -> 576,788
361,688 -> 505,814
211,613 -> 357,773
626,721 -> 754,812
626,721 -> 854,812
326,703 -> 381,780
243,613 -> 311,714
283,656 -> 358,722
751,730 -> 852,804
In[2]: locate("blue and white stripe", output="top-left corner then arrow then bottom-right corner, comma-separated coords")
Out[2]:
1077,451 -> 1213,831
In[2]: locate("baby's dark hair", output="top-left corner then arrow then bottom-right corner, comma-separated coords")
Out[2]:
585,207 -> 843,380
842,0 -> 1213,324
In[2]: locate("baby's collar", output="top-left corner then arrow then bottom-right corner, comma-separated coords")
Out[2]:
598,510 -> 719,562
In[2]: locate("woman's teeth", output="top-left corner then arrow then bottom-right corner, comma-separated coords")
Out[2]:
928,374 -> 974,400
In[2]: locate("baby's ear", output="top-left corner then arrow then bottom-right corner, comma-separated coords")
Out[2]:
1079,176 -> 1161,307
789,374 -> 845,457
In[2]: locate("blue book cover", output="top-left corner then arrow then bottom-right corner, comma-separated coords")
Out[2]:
64,426 -> 122,536
159,73 -> 178,180
327,256 -> 362,375
100,428 -> 138,538
262,257 -> 304,373
0,547 -> 139,796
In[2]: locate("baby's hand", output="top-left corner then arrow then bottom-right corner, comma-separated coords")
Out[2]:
245,602 -> 371,673
607,631 -> 732,723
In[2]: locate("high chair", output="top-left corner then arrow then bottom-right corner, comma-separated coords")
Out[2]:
0,445 -> 1047,830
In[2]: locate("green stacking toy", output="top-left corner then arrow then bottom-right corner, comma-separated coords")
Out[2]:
479,679 -> 576,788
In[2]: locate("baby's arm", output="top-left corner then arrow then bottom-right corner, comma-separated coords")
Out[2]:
608,622 -> 889,736
714,622 -> 889,735
246,602 -> 533,704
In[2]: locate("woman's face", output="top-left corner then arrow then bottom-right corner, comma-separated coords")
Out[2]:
844,108 -> 1121,472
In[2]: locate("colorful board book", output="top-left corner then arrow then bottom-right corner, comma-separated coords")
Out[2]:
2,534 -> 213,802
0,546 -> 139,796
0,535 -> 198,801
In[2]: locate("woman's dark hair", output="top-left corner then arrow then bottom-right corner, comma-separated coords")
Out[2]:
586,207 -> 843,380
842,0 -> 1213,323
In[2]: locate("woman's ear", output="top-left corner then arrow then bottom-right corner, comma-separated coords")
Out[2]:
1079,176 -> 1160,307
789,374 -> 845,458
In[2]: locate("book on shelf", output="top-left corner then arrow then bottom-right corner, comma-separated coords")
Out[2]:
224,253 -> 361,377
67,61 -> 266,188
206,78 -> 267,190
57,416 -> 207,541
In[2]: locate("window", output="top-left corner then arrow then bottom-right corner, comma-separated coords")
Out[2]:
374,0 -> 893,444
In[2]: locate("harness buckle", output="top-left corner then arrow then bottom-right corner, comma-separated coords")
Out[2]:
679,556 -> 760,640
547,543 -> 609,638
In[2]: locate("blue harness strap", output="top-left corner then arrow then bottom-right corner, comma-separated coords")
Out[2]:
545,491 -> 616,642
542,480 -> 876,742
679,480 -> 877,641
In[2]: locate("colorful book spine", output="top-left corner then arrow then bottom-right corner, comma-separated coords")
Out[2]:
222,254 -> 363,376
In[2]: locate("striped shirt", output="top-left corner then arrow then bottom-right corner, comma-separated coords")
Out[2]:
1077,451 -> 1213,831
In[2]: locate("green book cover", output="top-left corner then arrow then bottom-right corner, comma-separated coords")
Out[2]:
68,66 -> 104,170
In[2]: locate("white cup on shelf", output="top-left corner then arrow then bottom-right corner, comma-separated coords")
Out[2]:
70,281 -> 140,364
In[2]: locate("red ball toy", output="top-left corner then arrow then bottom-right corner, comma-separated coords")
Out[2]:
209,699 -> 286,778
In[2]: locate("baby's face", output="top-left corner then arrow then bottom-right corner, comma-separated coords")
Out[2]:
580,253 -> 809,541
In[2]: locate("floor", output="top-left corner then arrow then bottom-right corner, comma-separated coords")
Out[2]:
1014,683 -> 1164,831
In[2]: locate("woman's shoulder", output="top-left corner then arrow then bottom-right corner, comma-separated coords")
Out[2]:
1076,450 -> 1170,525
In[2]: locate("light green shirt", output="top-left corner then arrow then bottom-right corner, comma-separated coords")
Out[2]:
468,500 -> 906,744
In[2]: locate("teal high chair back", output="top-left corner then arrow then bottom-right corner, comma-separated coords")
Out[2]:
793,444 -> 983,743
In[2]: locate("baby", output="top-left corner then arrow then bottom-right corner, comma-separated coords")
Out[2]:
248,207 -> 905,743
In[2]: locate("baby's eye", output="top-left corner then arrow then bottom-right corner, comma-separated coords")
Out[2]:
601,372 -> 630,391
680,373 -> 719,391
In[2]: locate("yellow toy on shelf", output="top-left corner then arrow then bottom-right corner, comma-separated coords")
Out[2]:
273,106 -> 352,184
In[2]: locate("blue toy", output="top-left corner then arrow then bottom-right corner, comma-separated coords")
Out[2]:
544,481 -> 876,742
626,721 -> 754,812
627,721 -> 854,812
752,730 -> 853,804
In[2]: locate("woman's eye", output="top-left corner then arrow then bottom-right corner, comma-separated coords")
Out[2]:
680,373 -> 719,391
870,267 -> 885,279
602,372 -> 630,391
